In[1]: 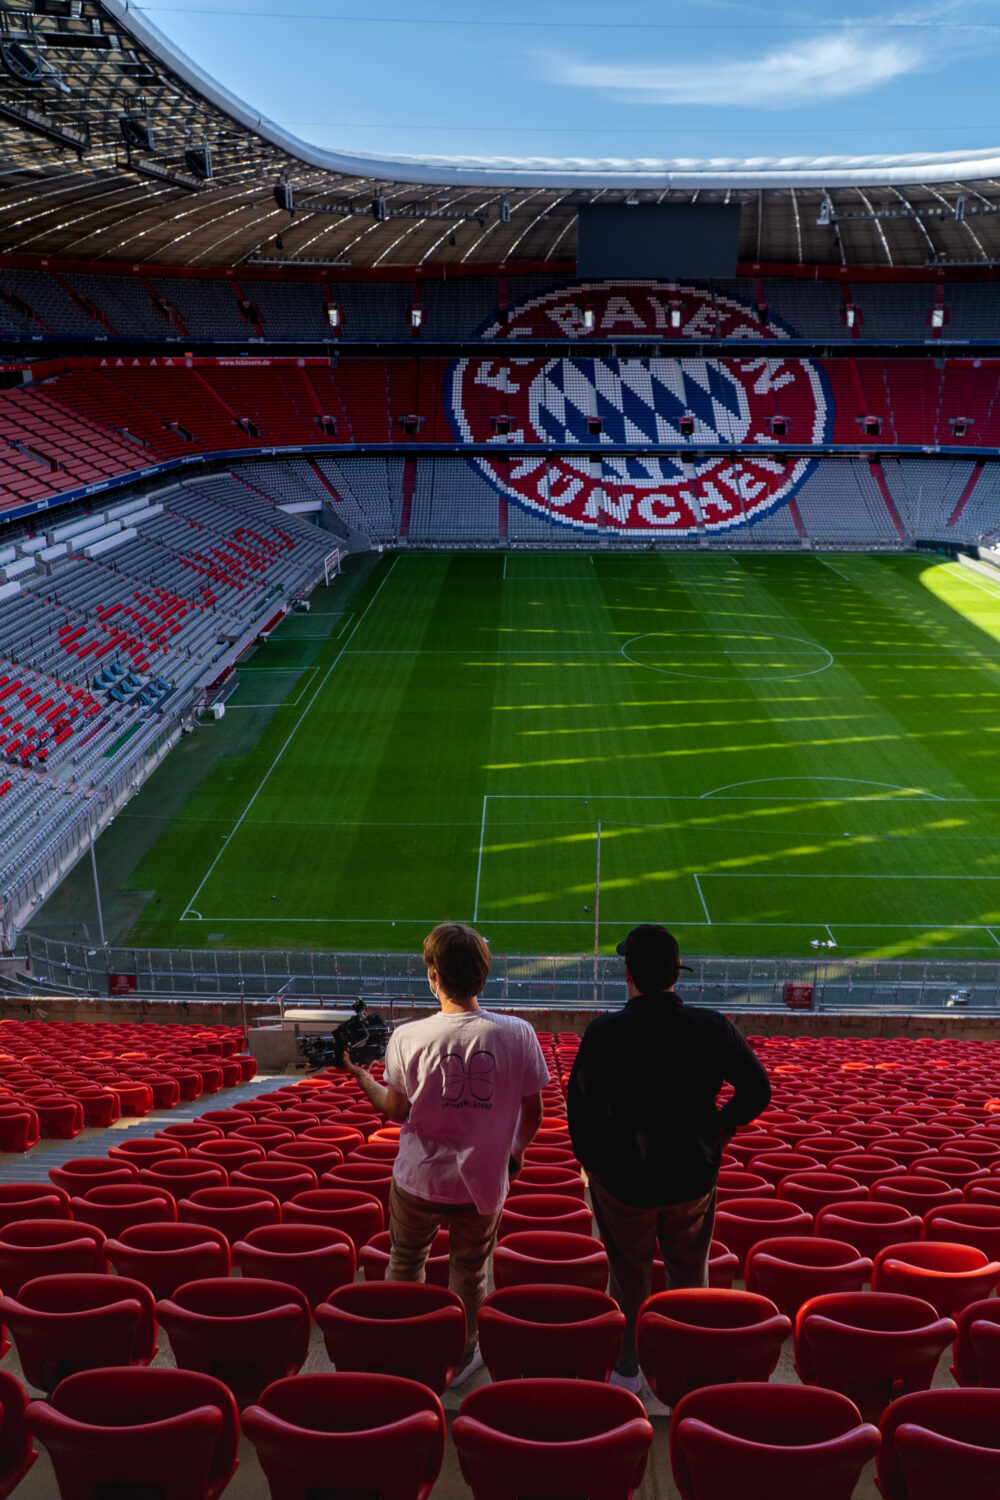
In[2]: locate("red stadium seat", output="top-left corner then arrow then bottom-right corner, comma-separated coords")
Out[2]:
0,1273 -> 157,1393
669,1382 -> 880,1500
794,1291 -> 956,1419
713,1197 -> 813,1272
156,1277 -> 311,1407
316,1281 -> 466,1394
493,1231 -> 609,1291
872,1176 -> 963,1219
156,1121 -> 225,1148
269,1139 -> 344,1176
950,1297 -> 1000,1385
282,1187 -> 384,1250
452,1378 -> 652,1500
745,1236 -> 873,1315
191,1138 -> 266,1175
229,1159 -> 318,1203
478,1285 -> 625,1381
506,1165 -> 586,1200
104,1222 -> 231,1299
498,1192 -> 592,1239
0,1183 -> 70,1227
231,1223 -> 356,1308
107,1138 -> 186,1170
48,1157 -> 137,1195
0,1369 -> 37,1498
0,1220 -> 106,1296
242,1372 -> 445,1500
138,1158 -> 228,1197
176,1186 -> 281,1245
67,1183 -> 175,1238
877,1388 -> 1000,1500
636,1289 -> 790,1408
815,1202 -> 923,1259
0,1106 -> 39,1153
777,1171 -> 863,1215
871,1240 -> 1000,1315
922,1202 -> 1000,1258
25,1366 -> 239,1500
321,1160 -> 394,1215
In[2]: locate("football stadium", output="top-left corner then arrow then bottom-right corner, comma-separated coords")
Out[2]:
0,1 -> 997,1495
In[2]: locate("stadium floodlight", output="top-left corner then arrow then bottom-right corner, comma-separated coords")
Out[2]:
499,199 -> 511,223
119,110 -> 154,153
0,40 -> 44,86
955,195 -> 966,223
127,156 -> 205,192
184,144 -> 213,181
0,97 -> 88,151
817,197 -> 833,226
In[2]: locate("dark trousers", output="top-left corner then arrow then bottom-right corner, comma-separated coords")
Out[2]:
387,1180 -> 502,1363
589,1175 -> 717,1377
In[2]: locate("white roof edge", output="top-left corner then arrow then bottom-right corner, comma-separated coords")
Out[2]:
107,1 -> 1000,191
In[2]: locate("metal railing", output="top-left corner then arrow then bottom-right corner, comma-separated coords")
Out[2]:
14,933 -> 1000,1012
1,713 -> 186,949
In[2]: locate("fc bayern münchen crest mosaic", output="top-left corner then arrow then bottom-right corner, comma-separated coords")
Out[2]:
446,283 -> 832,534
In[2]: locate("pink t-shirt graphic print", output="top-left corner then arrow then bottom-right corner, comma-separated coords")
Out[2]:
441,1049 -> 496,1107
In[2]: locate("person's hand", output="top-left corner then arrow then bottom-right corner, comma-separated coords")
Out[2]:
342,1058 -> 371,1086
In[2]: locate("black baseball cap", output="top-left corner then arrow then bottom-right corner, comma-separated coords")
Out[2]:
616,924 -> 691,990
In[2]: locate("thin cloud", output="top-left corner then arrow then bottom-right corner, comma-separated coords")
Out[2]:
544,31 -> 945,109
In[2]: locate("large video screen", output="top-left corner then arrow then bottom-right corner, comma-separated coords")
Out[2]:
577,203 -> 741,279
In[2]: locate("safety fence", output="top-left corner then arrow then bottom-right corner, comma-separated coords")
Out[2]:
14,933 -> 1000,1012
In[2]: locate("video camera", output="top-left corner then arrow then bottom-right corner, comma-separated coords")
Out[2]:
298,998 -> 393,1070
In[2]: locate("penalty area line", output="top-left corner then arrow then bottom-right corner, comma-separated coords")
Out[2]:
693,874 -> 712,925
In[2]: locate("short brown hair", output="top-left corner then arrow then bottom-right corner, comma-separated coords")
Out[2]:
423,923 -> 491,1001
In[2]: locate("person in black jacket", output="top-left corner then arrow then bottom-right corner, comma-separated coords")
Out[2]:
567,923 -> 771,1392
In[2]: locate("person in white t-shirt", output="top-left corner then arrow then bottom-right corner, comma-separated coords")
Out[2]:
346,922 -> 549,1376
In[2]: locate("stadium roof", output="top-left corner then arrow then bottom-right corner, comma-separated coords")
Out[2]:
1,0 -> 1000,270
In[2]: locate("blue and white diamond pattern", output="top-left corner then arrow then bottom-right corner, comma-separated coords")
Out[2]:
529,358 -> 751,453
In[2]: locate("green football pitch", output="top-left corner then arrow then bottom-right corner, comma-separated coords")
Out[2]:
121,549 -> 1000,962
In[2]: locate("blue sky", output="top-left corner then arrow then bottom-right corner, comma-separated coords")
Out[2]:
135,1 -> 1000,163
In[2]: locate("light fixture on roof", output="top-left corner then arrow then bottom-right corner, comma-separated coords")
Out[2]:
0,41 -> 44,87
625,192 -> 639,206
817,197 -> 833,226
372,195 -> 388,221
127,156 -> 205,192
183,144 -> 213,182
119,108 -> 154,153
954,195 -> 966,223
499,199 -> 511,223
0,97 -> 88,151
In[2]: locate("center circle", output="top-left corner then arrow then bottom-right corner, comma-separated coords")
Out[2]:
621,630 -> 834,682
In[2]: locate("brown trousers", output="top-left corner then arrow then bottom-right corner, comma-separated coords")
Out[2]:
589,1175 -> 717,1377
387,1179 -> 502,1362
